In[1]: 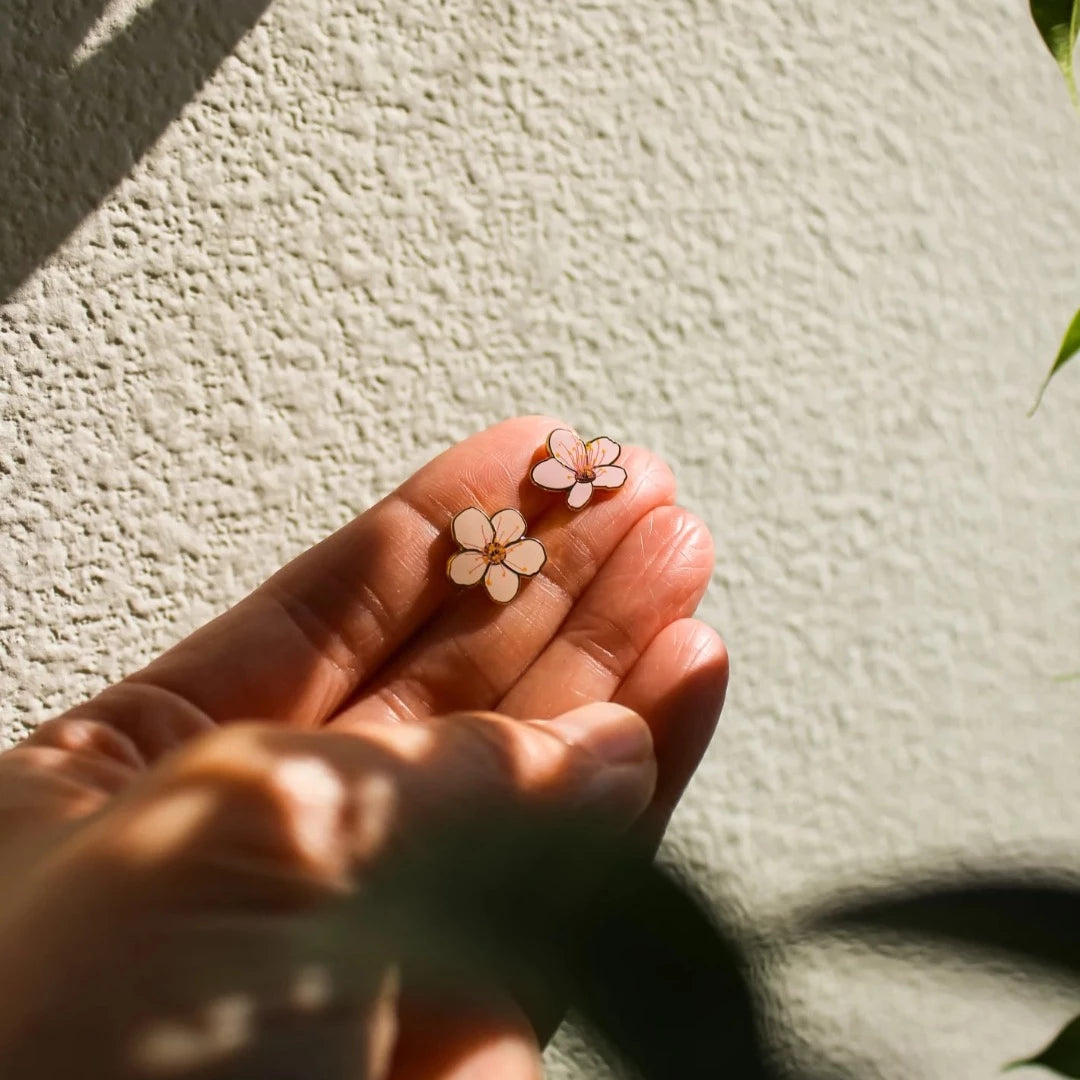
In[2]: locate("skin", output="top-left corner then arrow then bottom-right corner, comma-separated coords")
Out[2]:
0,415 -> 728,1080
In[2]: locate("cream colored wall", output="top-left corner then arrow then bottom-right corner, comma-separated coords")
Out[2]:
2,2 -> 1079,1077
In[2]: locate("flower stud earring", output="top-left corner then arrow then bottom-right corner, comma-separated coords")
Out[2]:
447,507 -> 547,603
530,428 -> 627,510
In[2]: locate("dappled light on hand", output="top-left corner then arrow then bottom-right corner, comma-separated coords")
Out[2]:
0,417 -> 730,1079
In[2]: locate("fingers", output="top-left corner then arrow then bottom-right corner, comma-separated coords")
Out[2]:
0,716 -> 156,859
496,505 -> 714,719
0,744 -> 130,855
613,619 -> 729,848
0,701 -> 656,1064
65,416 -> 571,755
86,703 -> 656,895
328,703 -> 658,835
0,704 -> 657,1080
330,446 -> 676,728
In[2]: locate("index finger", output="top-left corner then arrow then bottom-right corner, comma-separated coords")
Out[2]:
65,416 -> 568,752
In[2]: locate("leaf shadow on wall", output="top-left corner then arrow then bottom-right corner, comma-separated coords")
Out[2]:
0,0 -> 272,304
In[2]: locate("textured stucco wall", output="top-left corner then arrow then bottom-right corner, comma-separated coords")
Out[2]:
2,1 -> 1080,1076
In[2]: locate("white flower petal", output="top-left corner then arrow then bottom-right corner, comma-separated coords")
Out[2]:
566,481 -> 594,510
591,465 -> 627,490
484,562 -> 520,603
587,437 -> 621,468
548,428 -> 586,471
503,538 -> 546,576
452,507 -> 494,551
491,508 -> 527,545
531,458 -> 577,491
447,550 -> 488,586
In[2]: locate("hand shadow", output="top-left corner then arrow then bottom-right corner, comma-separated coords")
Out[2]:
0,0 -> 272,304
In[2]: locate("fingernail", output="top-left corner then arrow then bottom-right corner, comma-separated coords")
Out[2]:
540,702 -> 654,766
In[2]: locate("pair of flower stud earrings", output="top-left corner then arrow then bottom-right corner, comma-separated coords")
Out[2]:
446,427 -> 627,604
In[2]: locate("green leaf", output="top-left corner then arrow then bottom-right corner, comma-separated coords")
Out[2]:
1008,1013 -> 1080,1076
1031,306 -> 1080,414
1030,1 -> 1080,109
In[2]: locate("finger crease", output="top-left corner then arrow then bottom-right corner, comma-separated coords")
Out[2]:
262,581 -> 358,687
117,678 -> 219,735
564,611 -> 642,683
374,681 -> 426,726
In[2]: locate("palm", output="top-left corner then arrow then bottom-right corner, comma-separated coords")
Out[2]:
0,416 -> 727,1080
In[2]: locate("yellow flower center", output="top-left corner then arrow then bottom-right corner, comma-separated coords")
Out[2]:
483,541 -> 507,564
577,466 -> 596,482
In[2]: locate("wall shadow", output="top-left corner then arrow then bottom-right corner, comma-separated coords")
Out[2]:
0,0 -> 272,303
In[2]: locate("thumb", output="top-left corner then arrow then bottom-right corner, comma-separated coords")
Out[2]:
0,704 -> 655,1080
325,701 -> 658,848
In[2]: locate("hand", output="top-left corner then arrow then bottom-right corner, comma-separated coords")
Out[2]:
0,416 -> 728,1079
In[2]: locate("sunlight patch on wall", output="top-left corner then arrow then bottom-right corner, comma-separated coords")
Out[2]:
71,0 -> 150,66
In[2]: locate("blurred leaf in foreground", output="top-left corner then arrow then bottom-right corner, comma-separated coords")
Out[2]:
1008,1013 -> 1080,1077
1032,307 -> 1080,414
1030,1 -> 1080,109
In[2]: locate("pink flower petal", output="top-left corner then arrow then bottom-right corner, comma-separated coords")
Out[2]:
567,481 -> 594,510
547,428 -> 586,471
447,550 -> 488,586
591,465 -> 627,490
503,538 -> 546,576
491,508 -> 527,545
586,436 -> 621,469
531,457 -> 577,491
484,562 -> 520,603
452,507 -> 493,551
